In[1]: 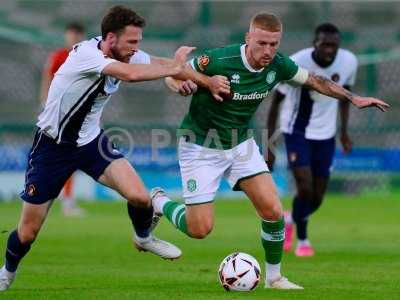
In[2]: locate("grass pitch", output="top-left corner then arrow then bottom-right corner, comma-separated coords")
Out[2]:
0,194 -> 399,300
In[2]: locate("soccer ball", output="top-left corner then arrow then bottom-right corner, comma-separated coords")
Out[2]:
218,252 -> 261,291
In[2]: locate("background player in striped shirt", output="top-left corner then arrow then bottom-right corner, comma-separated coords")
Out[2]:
40,22 -> 86,217
267,23 -> 357,256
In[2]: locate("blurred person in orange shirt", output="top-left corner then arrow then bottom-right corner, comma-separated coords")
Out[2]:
40,22 -> 86,217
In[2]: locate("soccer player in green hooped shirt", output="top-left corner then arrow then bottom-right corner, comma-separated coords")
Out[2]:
153,12 -> 389,289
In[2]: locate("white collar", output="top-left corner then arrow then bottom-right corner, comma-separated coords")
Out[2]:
240,44 -> 264,73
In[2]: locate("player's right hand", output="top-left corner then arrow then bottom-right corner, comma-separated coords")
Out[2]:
209,75 -> 231,102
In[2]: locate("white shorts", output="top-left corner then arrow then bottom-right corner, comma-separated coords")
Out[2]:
178,137 -> 269,205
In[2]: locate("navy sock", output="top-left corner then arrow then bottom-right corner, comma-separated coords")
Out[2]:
127,203 -> 153,238
309,199 -> 323,215
5,230 -> 31,272
292,196 -> 311,240
295,219 -> 308,240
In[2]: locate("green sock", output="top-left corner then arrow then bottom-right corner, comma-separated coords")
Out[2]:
162,201 -> 189,236
261,218 -> 285,264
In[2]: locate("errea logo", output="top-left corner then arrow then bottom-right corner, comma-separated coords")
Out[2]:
231,74 -> 240,84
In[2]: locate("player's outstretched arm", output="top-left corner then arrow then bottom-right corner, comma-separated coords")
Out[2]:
102,61 -> 184,82
165,77 -> 198,96
304,73 -> 390,112
165,46 -> 230,101
164,69 -> 230,101
171,68 -> 230,101
150,56 -> 186,67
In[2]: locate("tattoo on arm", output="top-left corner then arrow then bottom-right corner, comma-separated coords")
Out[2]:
306,74 -> 358,102
343,88 -> 355,102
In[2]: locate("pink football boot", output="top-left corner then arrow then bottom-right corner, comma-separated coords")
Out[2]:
283,211 -> 293,252
295,243 -> 315,257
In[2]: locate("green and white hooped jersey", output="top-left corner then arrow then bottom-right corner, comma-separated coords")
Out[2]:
180,43 -> 308,150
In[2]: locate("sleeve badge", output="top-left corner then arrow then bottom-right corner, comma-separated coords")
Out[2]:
197,55 -> 210,71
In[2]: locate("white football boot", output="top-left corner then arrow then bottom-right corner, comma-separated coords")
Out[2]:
265,276 -> 304,289
0,266 -> 16,292
134,235 -> 182,260
133,187 -> 182,260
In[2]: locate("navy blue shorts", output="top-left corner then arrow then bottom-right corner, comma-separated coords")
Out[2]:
284,133 -> 335,178
20,129 -> 124,204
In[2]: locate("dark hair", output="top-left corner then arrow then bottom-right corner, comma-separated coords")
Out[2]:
315,23 -> 340,37
65,22 -> 85,33
101,5 -> 146,40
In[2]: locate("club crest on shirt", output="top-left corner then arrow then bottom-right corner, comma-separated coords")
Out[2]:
289,152 -> 297,163
197,55 -> 210,71
331,73 -> 340,82
266,71 -> 276,84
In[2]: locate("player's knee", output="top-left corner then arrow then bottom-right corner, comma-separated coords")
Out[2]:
259,202 -> 283,221
18,226 -> 39,244
188,223 -> 213,239
189,229 -> 212,239
125,191 -> 150,208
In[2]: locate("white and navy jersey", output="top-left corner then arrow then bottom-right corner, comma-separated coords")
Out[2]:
278,48 -> 358,140
37,36 -> 151,146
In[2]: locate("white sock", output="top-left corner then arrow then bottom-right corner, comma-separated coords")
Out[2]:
153,195 -> 171,215
266,262 -> 281,282
284,212 -> 293,224
1,265 -> 15,276
297,239 -> 311,247
135,234 -> 152,243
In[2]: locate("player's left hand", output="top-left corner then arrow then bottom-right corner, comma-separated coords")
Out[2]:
174,46 -> 197,64
340,132 -> 353,154
351,96 -> 390,112
178,80 -> 198,96
208,75 -> 231,102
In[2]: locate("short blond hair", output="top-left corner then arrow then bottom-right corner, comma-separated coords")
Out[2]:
250,12 -> 282,32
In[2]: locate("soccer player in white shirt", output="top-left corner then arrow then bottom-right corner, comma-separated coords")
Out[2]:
267,23 -> 358,257
0,5 -> 230,291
